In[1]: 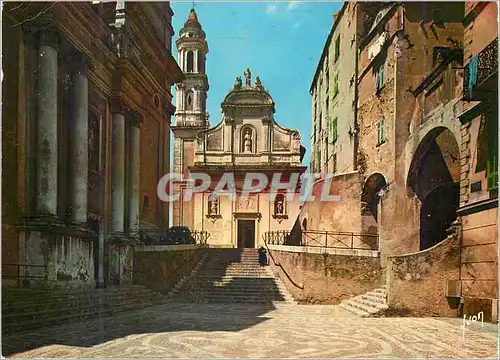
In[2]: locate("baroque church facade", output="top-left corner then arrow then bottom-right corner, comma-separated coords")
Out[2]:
172,9 -> 307,248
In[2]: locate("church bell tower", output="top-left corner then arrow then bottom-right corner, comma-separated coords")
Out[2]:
174,8 -> 209,128
171,8 -> 209,227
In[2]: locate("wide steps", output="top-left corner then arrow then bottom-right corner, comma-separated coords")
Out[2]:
2,292 -> 165,321
339,286 -> 388,317
3,298 -> 167,335
2,285 -> 167,335
3,287 -> 158,310
170,249 -> 294,305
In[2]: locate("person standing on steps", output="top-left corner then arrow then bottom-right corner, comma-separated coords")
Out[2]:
258,246 -> 268,266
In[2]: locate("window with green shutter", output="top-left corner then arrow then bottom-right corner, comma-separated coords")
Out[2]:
330,117 -> 338,143
487,112 -> 498,190
317,149 -> 321,170
335,36 -> 340,62
376,61 -> 385,93
377,119 -> 385,145
332,73 -> 339,99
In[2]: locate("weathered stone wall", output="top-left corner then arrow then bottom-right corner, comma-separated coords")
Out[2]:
14,230 -> 96,289
299,171 -> 363,236
386,230 -> 461,317
105,244 -> 133,286
268,247 -> 382,304
140,115 -> 159,226
461,208 -> 498,322
2,15 -> 22,288
133,244 -> 206,293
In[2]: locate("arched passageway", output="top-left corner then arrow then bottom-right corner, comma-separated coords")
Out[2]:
407,127 -> 460,250
361,173 -> 387,249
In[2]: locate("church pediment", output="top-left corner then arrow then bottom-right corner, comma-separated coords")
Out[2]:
222,89 -> 274,108
221,68 -> 275,111
193,69 -> 304,167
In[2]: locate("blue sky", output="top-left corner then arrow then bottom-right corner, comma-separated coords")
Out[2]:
171,1 -> 343,166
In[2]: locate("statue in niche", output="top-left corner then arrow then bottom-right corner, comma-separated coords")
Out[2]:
209,197 -> 218,215
244,68 -> 252,87
244,129 -> 252,153
255,76 -> 263,90
276,197 -> 284,215
234,76 -> 242,90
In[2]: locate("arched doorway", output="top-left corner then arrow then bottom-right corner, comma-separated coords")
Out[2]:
361,173 -> 387,249
407,127 -> 460,250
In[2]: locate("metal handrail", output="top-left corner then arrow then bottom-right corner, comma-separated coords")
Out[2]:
264,230 -> 379,250
2,263 -> 48,288
138,229 -> 210,245
262,237 -> 304,290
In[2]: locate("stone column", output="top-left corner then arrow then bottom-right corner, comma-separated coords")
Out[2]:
128,113 -> 141,234
68,54 -> 90,223
175,84 -> 180,110
193,87 -> 198,112
111,98 -> 126,233
194,49 -> 199,73
36,28 -> 60,215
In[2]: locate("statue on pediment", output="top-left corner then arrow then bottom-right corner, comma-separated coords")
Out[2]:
244,68 -> 252,87
234,76 -> 242,90
255,76 -> 263,91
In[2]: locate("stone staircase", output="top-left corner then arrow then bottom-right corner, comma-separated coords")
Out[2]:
2,285 -> 168,335
338,285 -> 388,317
169,248 -> 295,304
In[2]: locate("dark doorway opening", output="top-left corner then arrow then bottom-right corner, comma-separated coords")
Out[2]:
237,220 -> 255,248
360,173 -> 387,249
420,183 -> 459,250
407,127 -> 460,251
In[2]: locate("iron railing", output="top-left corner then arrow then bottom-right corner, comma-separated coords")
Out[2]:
2,263 -> 47,288
138,229 -> 210,245
263,230 -> 379,250
264,230 -> 292,245
262,237 -> 304,290
463,38 -> 498,100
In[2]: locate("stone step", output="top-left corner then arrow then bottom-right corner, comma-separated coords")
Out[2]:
188,276 -> 273,280
176,289 -> 286,297
2,291 -> 165,315
360,293 -> 386,304
354,297 -> 387,309
170,249 -> 296,305
203,264 -> 262,269
189,275 -> 276,280
3,297 -> 167,335
2,287 -> 159,308
372,288 -> 387,296
2,293 -> 166,322
174,296 -> 287,304
2,285 -> 150,302
203,266 -> 260,270
343,298 -> 388,315
338,302 -> 370,317
198,282 -> 287,288
181,281 -> 287,289
181,295 -> 287,302
175,286 -> 289,295
338,286 -> 388,318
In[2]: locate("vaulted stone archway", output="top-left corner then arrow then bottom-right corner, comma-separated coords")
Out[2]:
361,172 -> 387,249
407,127 -> 460,250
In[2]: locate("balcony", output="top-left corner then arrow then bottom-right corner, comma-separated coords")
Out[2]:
463,39 -> 498,101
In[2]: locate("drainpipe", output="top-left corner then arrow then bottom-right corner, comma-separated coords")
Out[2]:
98,114 -> 105,289
353,13 -> 360,171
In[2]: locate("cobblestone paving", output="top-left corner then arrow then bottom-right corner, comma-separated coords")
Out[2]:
3,302 -> 498,358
